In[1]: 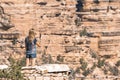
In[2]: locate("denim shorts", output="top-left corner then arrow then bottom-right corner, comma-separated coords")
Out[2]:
26,54 -> 36,58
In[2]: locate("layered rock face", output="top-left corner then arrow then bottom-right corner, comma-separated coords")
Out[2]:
0,0 -> 119,54
81,0 -> 120,55
0,0 -> 77,59
0,0 -> 120,80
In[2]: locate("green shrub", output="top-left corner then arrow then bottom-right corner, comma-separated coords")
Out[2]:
0,57 -> 26,80
115,60 -> 120,67
91,63 -> 96,70
80,27 -> 87,37
79,58 -> 88,71
91,52 -> 98,59
97,58 -> 105,68
56,54 -> 64,63
42,53 -> 54,64
103,67 -> 108,74
75,17 -> 81,26
109,66 -> 119,76
69,68 -> 75,79
82,68 -> 90,76
75,67 -> 81,74
79,58 -> 84,64
90,49 -> 99,59
48,54 -> 54,64
81,62 -> 88,71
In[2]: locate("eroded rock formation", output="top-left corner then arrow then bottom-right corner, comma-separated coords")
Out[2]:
0,0 -> 120,80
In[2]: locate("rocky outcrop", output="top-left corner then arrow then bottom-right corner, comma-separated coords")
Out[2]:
21,64 -> 70,80
0,6 -> 14,30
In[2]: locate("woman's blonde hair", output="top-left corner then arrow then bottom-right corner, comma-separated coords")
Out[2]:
28,29 -> 35,43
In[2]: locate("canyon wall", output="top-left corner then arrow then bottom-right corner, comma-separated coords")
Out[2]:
0,0 -> 120,80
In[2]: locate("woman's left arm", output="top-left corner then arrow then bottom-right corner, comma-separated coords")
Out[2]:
36,42 -> 40,47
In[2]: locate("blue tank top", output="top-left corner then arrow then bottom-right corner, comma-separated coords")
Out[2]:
25,37 -> 37,54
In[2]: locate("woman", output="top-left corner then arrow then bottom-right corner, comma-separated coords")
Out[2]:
25,29 -> 40,66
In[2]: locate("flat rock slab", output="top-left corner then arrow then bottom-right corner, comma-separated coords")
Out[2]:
0,65 -> 8,69
22,64 -> 70,73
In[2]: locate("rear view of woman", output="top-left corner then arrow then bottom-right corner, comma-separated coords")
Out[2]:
25,29 -> 40,66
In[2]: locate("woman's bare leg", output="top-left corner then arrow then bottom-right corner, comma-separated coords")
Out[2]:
30,58 -> 33,66
26,58 -> 29,66
31,58 -> 36,66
